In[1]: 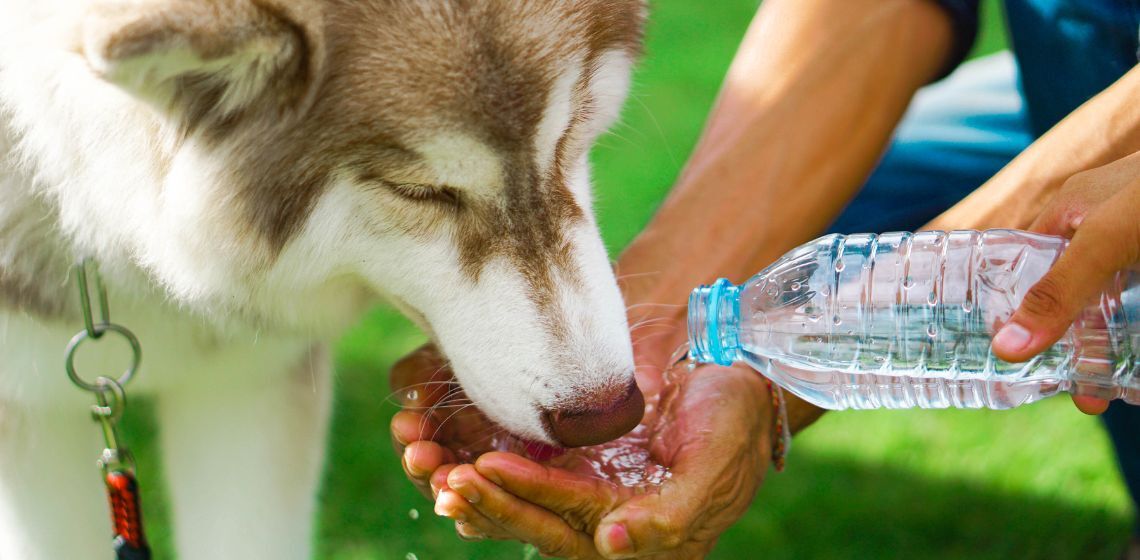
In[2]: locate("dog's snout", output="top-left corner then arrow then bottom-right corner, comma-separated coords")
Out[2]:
544,378 -> 644,447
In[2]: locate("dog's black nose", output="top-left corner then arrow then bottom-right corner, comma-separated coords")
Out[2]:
544,379 -> 644,447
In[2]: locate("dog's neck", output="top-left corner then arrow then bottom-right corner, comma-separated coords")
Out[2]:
0,113 -> 74,319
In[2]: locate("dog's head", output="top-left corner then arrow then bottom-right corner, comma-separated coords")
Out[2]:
78,0 -> 646,446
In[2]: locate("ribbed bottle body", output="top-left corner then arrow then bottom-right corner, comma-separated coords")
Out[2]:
693,230 -> 1140,410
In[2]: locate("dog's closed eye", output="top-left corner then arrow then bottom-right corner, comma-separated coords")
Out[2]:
388,182 -> 462,206
365,177 -> 463,208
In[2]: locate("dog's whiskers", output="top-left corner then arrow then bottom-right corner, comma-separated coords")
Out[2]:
429,403 -> 477,442
382,380 -> 460,406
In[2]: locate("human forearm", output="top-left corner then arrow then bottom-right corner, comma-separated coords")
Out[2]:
620,0 -> 954,310
928,63 -> 1140,231
618,0 -> 956,430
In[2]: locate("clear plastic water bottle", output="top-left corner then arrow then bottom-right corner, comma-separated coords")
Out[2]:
688,230 -> 1140,410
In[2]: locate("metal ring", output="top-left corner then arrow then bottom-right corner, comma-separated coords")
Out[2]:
64,323 -> 142,392
92,376 -> 127,424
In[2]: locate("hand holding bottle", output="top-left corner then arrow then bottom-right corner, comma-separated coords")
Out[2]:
993,150 -> 1140,415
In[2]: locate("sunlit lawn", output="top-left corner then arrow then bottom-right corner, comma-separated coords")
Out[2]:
124,1 -> 1135,558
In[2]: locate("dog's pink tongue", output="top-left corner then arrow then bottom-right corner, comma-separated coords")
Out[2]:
524,441 -> 565,462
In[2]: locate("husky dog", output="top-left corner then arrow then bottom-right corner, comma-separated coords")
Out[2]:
0,1 -> 646,557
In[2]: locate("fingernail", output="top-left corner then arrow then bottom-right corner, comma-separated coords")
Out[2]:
478,464 -> 504,486
456,522 -> 486,541
994,322 -> 1032,353
403,448 -> 426,476
448,475 -> 481,503
599,523 -> 633,557
434,490 -> 466,522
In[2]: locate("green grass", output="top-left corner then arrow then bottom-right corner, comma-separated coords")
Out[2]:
122,1 -> 1135,558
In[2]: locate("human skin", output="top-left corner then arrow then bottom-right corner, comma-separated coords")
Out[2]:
392,0 -> 955,557
392,1 -> 1140,557
926,64 -> 1140,414
988,149 -> 1140,413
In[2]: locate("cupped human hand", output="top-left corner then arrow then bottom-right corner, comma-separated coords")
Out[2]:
991,150 -> 1140,415
390,321 -> 776,557
389,344 -> 503,503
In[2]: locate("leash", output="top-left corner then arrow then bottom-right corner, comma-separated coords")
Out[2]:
65,260 -> 152,560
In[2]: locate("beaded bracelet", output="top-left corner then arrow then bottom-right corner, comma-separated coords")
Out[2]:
765,378 -> 791,472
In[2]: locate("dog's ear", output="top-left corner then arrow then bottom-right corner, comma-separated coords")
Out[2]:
83,0 -> 322,135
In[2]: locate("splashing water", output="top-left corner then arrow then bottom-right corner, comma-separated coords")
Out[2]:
405,553 -> 418,560
431,344 -> 705,490
408,508 -> 419,520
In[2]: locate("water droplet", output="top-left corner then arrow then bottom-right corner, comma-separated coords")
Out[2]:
800,322 -> 806,329
874,355 -> 886,363
821,285 -> 831,296
902,277 -> 915,289
927,324 -> 938,338
927,292 -> 938,306
405,389 -> 419,402
846,330 -> 854,335
962,300 -> 974,313
406,554 -> 419,560
808,314 -> 821,323
766,287 -> 779,297
790,281 -> 802,291
832,315 -> 842,326
834,260 -> 846,272
408,508 -> 420,520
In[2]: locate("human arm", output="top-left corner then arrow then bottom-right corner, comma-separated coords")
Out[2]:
618,0 -> 958,422
926,63 -> 1140,231
984,149 -> 1140,414
920,64 -> 1140,414
391,0 -> 965,556
393,0 -> 963,556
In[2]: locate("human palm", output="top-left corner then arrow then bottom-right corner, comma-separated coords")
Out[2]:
390,320 -> 775,559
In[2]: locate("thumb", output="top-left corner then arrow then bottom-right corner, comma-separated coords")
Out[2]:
593,367 -> 769,559
993,192 -> 1140,363
594,491 -> 700,559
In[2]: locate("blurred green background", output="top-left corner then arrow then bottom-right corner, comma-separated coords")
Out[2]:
125,0 -> 1135,558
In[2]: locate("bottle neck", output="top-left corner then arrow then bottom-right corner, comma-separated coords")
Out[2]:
688,278 -> 742,366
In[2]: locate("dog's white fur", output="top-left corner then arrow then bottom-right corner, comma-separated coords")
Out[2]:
0,0 -> 641,557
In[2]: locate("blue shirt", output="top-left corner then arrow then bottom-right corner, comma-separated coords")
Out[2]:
933,0 -> 1140,136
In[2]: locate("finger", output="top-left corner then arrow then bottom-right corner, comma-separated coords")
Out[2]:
597,366 -> 769,559
473,452 -> 622,532
1071,394 -> 1110,416
432,488 -> 513,541
389,344 -> 453,407
430,463 -> 458,499
1029,181 -> 1097,237
444,463 -> 598,559
391,410 -> 439,451
403,441 -> 455,499
993,181 -> 1140,362
1031,152 -> 1140,236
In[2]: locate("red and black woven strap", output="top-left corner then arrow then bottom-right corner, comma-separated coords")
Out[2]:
105,470 -> 151,560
